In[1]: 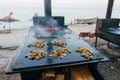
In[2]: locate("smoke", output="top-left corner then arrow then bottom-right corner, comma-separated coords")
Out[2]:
46,17 -> 58,27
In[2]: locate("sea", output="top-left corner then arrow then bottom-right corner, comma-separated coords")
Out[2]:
0,7 -> 120,30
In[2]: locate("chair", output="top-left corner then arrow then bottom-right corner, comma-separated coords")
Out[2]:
95,18 -> 120,47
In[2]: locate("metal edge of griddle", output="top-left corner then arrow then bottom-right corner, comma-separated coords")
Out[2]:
5,48 -> 21,74
5,32 -> 29,74
11,57 -> 109,73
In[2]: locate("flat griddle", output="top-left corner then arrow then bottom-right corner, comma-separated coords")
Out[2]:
13,26 -> 108,73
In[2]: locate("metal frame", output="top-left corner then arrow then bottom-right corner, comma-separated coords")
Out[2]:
95,18 -> 120,47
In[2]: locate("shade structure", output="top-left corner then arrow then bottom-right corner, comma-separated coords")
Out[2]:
0,12 -> 19,30
106,0 -> 114,18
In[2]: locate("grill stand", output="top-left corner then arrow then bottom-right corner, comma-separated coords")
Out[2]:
5,0 -> 109,80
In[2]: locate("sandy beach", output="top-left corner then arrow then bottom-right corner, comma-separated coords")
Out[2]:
0,29 -> 28,80
0,29 -> 29,47
0,25 -> 120,80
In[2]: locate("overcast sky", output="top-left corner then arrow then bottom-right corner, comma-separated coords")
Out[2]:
0,0 -> 119,9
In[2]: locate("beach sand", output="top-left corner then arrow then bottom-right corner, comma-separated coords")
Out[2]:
0,29 -> 29,48
0,29 -> 28,80
0,25 -> 120,80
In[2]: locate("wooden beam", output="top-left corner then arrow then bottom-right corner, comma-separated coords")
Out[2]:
44,0 -> 52,17
106,0 -> 114,18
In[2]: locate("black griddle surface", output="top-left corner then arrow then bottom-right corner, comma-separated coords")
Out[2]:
13,26 -> 108,72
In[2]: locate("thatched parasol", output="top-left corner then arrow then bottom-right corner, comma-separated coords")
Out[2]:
0,12 -> 19,30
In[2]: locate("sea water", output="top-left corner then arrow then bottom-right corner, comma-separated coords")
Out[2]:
0,7 -> 120,30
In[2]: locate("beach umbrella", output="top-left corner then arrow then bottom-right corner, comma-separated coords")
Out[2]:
0,12 -> 19,30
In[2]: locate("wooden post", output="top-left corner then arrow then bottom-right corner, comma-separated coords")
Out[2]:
106,0 -> 114,18
44,0 -> 52,17
106,0 -> 114,47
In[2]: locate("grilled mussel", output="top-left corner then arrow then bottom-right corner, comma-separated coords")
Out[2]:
50,39 -> 67,47
25,50 -> 46,60
28,41 -> 45,48
76,47 -> 94,58
50,48 -> 72,59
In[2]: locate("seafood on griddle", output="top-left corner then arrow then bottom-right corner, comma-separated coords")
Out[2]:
76,47 -> 94,58
28,41 -> 45,48
25,50 -> 46,60
49,48 -> 72,59
50,39 -> 67,47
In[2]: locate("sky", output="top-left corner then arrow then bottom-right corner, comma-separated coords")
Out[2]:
0,0 -> 119,18
0,0 -> 119,9
0,0 -> 119,29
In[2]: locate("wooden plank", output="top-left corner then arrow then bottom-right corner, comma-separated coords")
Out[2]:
106,0 -> 114,18
71,67 -> 83,80
77,66 -> 95,80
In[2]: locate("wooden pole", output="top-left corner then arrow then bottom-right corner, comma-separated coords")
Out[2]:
106,0 -> 114,47
44,0 -> 52,17
106,0 -> 114,18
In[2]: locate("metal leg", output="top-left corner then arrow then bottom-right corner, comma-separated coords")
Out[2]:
95,37 -> 98,48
